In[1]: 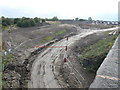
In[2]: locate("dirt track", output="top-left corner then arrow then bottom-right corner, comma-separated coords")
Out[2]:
28,27 -> 118,88
2,23 -> 118,88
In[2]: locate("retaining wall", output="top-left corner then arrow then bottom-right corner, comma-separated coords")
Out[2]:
89,35 -> 120,88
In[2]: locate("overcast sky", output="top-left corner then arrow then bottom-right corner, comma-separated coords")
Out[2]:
0,0 -> 119,21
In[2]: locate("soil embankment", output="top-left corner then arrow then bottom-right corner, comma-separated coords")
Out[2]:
28,27 -> 118,88
2,23 -> 118,88
2,24 -> 78,88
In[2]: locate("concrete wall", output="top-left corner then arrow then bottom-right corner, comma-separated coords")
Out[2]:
89,35 -> 120,88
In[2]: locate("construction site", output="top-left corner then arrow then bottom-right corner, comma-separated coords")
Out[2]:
1,20 -> 119,89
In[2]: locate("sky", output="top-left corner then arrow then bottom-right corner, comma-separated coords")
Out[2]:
0,0 -> 119,21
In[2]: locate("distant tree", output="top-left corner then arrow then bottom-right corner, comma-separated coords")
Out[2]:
52,16 -> 58,21
1,16 -> 40,28
45,18 -> 48,21
1,16 -> 5,19
46,18 -> 52,21
34,17 -> 40,24
17,20 -> 26,27
88,17 -> 92,21
22,21 -> 27,27
16,17 -> 48,27
2,21 -> 7,26
2,17 -> 7,26
17,18 -> 36,27
14,18 -> 21,24
79,19 -> 86,21
42,19 -> 45,23
21,17 -> 26,21
17,21 -> 22,27
75,17 -> 79,21
29,19 -> 36,26
9,18 -> 14,25
2,17 -> 14,26
26,20 -> 31,27
21,17 -> 30,21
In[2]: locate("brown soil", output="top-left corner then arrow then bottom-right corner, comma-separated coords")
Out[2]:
2,24 -> 78,88
2,23 -> 114,88
60,32 -> 109,88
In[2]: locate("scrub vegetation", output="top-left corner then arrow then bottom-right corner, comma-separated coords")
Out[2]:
41,29 -> 67,43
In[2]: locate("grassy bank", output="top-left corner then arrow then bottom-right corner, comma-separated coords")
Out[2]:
40,29 -> 67,43
2,53 -> 15,70
79,34 -> 118,73
2,52 -> 15,88
54,29 -> 66,36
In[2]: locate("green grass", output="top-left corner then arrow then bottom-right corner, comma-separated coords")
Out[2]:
2,25 -> 17,31
1,52 -> 15,89
79,34 -> 118,73
40,29 -> 67,43
44,36 -> 54,41
41,35 -> 54,43
54,29 -> 66,36
2,26 -> 9,30
103,30 -> 119,35
103,31 -> 114,34
2,53 -> 15,70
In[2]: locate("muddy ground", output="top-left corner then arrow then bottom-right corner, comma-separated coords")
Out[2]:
2,23 -> 117,88
2,24 -> 78,88
60,32 -> 110,88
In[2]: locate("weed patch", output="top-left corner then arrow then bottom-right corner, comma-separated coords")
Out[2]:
54,29 -> 66,36
41,36 -> 54,43
2,53 -> 15,70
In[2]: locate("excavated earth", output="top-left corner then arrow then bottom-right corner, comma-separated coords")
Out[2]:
2,23 -> 117,88
62,32 -> 109,88
28,27 -> 117,88
2,24 -> 78,88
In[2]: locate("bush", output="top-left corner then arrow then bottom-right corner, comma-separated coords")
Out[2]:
1,16 -> 43,28
17,18 -> 36,27
2,18 -> 14,26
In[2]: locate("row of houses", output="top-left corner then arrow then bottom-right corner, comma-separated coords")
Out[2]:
56,19 -> 119,25
92,20 -> 119,25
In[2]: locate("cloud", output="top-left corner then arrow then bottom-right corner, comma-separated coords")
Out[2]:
0,0 -> 119,20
